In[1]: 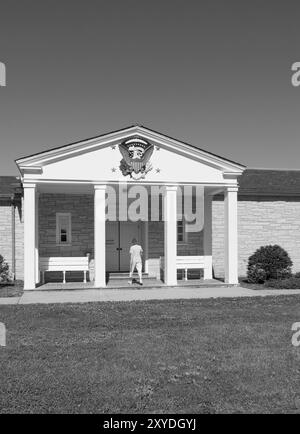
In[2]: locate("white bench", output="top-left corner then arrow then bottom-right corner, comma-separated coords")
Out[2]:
39,257 -> 89,284
160,255 -> 212,281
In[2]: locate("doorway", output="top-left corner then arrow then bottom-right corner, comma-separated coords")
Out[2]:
106,221 -> 142,272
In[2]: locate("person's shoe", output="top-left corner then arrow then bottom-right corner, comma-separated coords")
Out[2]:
139,282 -> 143,286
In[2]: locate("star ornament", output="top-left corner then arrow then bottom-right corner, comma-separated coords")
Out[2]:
155,168 -> 161,173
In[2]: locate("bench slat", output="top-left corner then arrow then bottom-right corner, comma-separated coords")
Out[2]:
43,265 -> 89,271
40,257 -> 89,271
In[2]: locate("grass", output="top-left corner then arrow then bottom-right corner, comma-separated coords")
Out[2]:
0,296 -> 300,414
239,279 -> 265,290
239,277 -> 300,290
0,280 -> 24,298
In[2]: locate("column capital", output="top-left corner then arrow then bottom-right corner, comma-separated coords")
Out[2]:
163,185 -> 178,192
225,186 -> 239,193
23,182 -> 36,189
93,183 -> 107,191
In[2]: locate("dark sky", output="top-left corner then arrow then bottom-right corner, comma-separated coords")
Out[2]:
0,0 -> 299,175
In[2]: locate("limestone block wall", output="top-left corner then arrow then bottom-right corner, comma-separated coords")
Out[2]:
212,196 -> 300,278
6,191 -> 300,281
0,199 -> 23,280
15,201 -> 23,280
0,200 -> 12,274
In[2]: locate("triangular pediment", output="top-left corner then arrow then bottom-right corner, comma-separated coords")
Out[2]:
16,125 -> 245,185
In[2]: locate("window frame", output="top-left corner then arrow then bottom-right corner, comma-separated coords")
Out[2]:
56,212 -> 72,246
177,218 -> 188,244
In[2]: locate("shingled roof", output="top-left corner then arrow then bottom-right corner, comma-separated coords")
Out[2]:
238,169 -> 300,196
0,176 -> 22,197
0,171 -> 300,197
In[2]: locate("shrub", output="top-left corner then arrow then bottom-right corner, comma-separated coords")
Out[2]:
264,277 -> 300,289
247,265 -> 267,284
0,255 -> 13,283
247,245 -> 292,283
294,272 -> 300,278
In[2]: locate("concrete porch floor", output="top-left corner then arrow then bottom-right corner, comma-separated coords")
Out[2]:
36,277 -> 230,291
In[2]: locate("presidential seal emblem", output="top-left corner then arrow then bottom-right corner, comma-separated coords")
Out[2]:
119,137 -> 154,180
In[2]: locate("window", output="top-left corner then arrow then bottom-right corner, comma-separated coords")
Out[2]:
56,213 -> 71,245
177,219 -> 187,243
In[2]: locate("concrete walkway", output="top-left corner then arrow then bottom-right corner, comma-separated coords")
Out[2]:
1,286 -> 300,305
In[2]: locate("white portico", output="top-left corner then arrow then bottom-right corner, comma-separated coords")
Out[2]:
16,125 -> 245,290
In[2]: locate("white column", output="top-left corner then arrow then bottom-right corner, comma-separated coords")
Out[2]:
163,185 -> 177,286
94,184 -> 106,287
143,221 -> 149,274
23,183 -> 36,290
203,192 -> 213,280
224,186 -> 238,284
35,191 -> 40,284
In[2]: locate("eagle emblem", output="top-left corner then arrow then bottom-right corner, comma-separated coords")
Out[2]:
119,137 -> 154,180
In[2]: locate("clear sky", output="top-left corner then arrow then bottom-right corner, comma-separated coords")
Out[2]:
0,0 -> 299,175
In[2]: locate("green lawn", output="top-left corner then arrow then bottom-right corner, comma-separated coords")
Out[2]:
0,296 -> 300,414
0,280 -> 23,298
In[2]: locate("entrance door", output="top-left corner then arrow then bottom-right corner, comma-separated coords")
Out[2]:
106,221 -> 119,271
106,221 -> 141,272
119,222 -> 141,271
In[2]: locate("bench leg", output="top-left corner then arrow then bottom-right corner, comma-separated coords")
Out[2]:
63,271 -> 66,284
42,271 -> 45,285
185,269 -> 188,281
83,270 -> 87,283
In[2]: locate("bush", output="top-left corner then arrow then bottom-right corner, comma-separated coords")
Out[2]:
247,245 -> 292,283
264,277 -> 300,289
247,265 -> 267,284
0,255 -> 13,283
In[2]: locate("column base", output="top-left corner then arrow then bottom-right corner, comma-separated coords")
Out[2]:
94,280 -> 106,288
23,284 -> 36,291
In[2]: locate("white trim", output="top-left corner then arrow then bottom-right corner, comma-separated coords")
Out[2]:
23,183 -> 36,290
224,186 -> 238,284
143,221 -> 149,273
16,126 -> 245,174
164,185 -> 178,285
21,178 -> 240,188
94,184 -> 107,287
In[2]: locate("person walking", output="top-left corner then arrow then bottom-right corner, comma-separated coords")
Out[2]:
128,238 -> 143,285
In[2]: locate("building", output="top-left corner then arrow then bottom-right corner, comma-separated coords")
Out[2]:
1,125 -> 300,289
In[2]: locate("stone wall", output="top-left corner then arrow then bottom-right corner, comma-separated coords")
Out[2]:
0,199 -> 23,280
212,196 -> 300,278
147,221 -> 203,278
4,192 -> 300,281
0,200 -> 12,274
38,193 -> 204,280
39,194 -> 94,257
15,200 -> 23,279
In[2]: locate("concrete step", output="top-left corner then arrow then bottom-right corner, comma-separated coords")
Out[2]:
107,278 -> 163,288
108,272 -> 152,280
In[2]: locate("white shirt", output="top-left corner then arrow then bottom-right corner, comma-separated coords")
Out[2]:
129,244 -> 143,263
